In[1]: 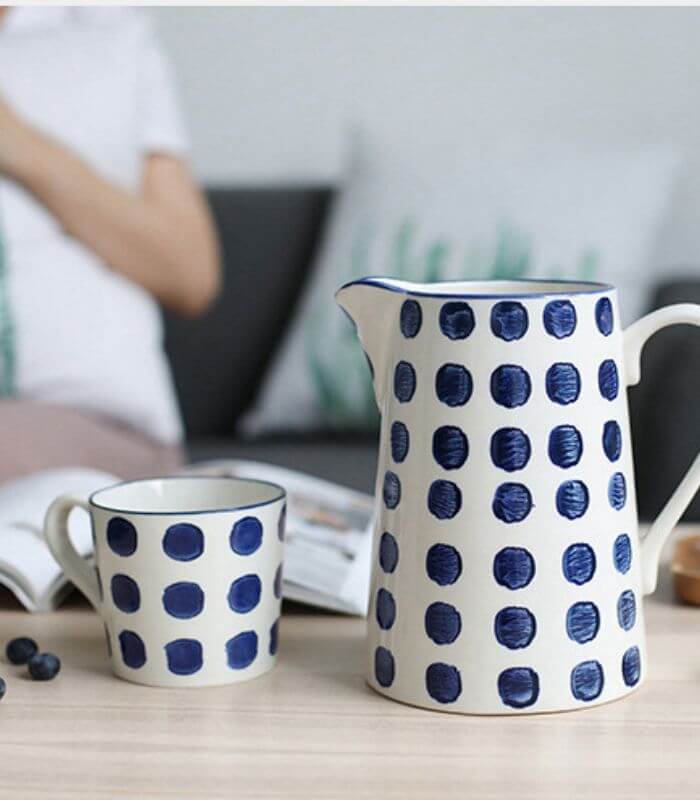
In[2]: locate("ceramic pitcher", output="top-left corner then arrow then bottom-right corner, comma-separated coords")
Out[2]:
336,278 -> 700,714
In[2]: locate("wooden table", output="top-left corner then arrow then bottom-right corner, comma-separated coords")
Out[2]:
1,526 -> 699,799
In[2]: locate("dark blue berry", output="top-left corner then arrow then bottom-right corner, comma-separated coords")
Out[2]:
28,652 -> 61,681
6,637 -> 38,665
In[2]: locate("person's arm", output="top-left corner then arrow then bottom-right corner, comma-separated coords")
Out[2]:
0,96 -> 221,317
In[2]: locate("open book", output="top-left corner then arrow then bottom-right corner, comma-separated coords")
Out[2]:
0,460 -> 374,615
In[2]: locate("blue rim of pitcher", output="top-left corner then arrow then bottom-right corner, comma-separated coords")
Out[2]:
89,475 -> 286,516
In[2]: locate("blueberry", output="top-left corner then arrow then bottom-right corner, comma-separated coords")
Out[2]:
6,637 -> 38,665
28,652 -> 61,681
0,677 -> 5,701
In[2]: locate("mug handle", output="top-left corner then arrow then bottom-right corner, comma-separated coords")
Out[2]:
624,302 -> 700,594
45,494 -> 102,610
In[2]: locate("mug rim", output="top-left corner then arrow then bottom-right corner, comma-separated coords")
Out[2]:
89,475 -> 286,516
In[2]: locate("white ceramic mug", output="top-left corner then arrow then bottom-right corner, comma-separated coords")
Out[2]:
45,476 -> 286,687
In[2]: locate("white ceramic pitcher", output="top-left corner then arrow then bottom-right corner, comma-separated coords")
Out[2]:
336,278 -> 700,714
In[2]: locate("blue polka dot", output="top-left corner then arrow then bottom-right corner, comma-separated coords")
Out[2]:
566,602 -> 600,644
273,564 -> 283,599
278,504 -> 286,541
425,602 -> 461,645
617,590 -> 636,631
119,630 -> 146,669
613,534 -> 632,574
571,660 -> 604,702
162,582 -> 204,619
374,646 -> 395,688
562,543 -> 596,585
426,543 -> 462,586
543,299 -> 577,338
494,607 -> 537,649
435,363 -> 472,407
226,631 -> 258,669
493,547 -> 535,590
490,365 -> 531,408
556,480 -> 589,519
490,428 -> 531,472
230,516 -> 263,555
107,517 -> 137,557
269,620 -> 279,656
548,424 -> 583,469
110,574 -> 140,614
608,472 -> 627,510
498,667 -> 539,709
622,646 -> 641,687
390,421 -> 409,463
379,532 -> 399,574
165,639 -> 203,676
603,420 -> 622,462
400,299 -> 422,338
383,471 -> 401,509
439,302 -> 475,340
432,425 -> 468,470
428,480 -> 462,519
490,301 -> 528,341
163,523 -> 204,561
546,362 -> 581,405
492,483 -> 532,523
394,360 -> 416,402
595,297 -> 614,336
228,574 -> 262,613
426,662 -> 462,703
376,588 -> 396,630
598,359 -> 619,400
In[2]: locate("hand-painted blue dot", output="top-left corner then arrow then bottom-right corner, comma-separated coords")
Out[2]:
548,425 -> 583,469
165,638 -> 203,676
498,667 -> 539,709
595,297 -> 614,336
379,532 -> 399,574
493,483 -> 532,523
269,619 -> 279,656
543,299 -> 577,338
598,359 -> 619,401
562,543 -> 596,585
494,607 -> 537,649
490,428 -> 531,472
426,543 -> 462,585
118,630 -> 146,669
571,660 -> 604,702
490,365 -> 531,408
617,590 -> 636,631
432,425 -> 468,470
162,581 -> 205,619
374,646 -> 395,688
491,301 -> 528,341
426,662 -> 462,703
376,588 -> 396,630
546,362 -> 581,405
383,471 -> 401,509
226,630 -> 258,669
162,523 -> 204,561
394,360 -> 416,402
110,574 -> 140,614
428,480 -> 462,519
390,421 -> 409,463
556,480 -> 589,519
107,517 -> 137,557
400,299 -> 422,338
424,602 -> 461,645
228,574 -> 262,613
613,534 -> 632,574
603,420 -> 622,462
435,363 -> 473,407
439,301 -> 474,340
278,503 -> 286,541
273,563 -> 283,599
230,516 -> 263,555
566,602 -> 600,644
608,472 -> 627,510
493,547 -> 535,590
622,646 -> 641,687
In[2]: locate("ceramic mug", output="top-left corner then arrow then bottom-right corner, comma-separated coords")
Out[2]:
45,476 -> 286,687
337,277 -> 700,714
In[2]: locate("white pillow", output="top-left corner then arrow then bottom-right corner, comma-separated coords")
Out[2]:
241,134 -> 679,435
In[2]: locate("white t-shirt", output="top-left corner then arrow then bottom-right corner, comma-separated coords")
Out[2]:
0,7 -> 185,444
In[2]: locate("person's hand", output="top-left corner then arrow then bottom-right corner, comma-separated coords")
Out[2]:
0,94 -> 33,178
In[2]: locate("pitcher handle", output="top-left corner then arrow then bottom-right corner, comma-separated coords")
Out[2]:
623,303 -> 700,594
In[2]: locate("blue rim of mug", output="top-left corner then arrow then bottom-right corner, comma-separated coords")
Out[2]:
337,276 -> 615,299
89,475 -> 286,516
